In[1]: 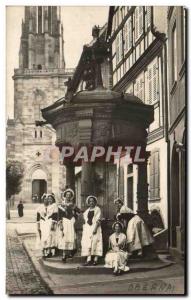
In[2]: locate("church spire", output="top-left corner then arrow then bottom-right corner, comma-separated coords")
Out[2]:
19,6 -> 65,70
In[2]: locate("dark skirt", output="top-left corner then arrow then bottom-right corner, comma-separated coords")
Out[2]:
18,204 -> 24,217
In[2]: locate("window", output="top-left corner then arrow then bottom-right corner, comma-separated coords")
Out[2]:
115,31 -> 123,64
40,130 -> 43,138
124,17 -> 132,54
134,72 -> 145,102
34,93 -> 43,121
149,150 -> 160,200
134,6 -> 143,42
172,23 -> 177,83
35,130 -> 37,138
146,58 -> 159,104
38,7 -> 42,34
127,164 -> 133,174
48,7 -> 52,33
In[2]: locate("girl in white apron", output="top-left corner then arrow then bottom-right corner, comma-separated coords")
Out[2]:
36,194 -> 57,258
47,194 -> 58,256
105,221 -> 130,275
81,195 -> 103,266
57,189 -> 80,262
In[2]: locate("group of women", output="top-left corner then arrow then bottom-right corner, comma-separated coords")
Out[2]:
36,189 -> 154,276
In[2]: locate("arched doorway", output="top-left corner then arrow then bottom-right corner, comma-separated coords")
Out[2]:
31,168 -> 47,203
171,144 -> 180,247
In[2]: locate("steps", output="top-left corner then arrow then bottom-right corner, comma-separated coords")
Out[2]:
40,255 -> 174,275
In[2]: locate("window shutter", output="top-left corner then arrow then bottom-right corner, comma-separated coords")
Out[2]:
152,60 -> 158,103
134,73 -> 144,102
154,151 -> 160,198
135,7 -> 143,42
116,31 -> 123,64
128,18 -> 132,50
135,7 -> 139,41
147,6 -> 151,27
149,150 -> 160,200
149,155 -> 154,199
116,35 -> 119,63
123,22 -> 127,53
148,65 -> 153,104
138,7 -> 143,37
139,73 -> 145,102
119,30 -> 123,61
124,17 -> 132,54
147,58 -> 159,104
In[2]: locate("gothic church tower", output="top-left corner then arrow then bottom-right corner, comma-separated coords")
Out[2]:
7,6 -> 73,203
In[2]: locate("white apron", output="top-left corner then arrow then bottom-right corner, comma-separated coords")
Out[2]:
81,206 -> 103,257
105,233 -> 129,272
57,205 -> 76,250
36,203 -> 58,250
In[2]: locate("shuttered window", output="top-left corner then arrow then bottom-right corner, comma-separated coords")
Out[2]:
116,30 -> 123,64
146,6 -> 151,28
134,6 -> 143,42
146,58 -> 159,104
134,72 -> 145,102
124,17 -> 132,54
149,150 -> 160,200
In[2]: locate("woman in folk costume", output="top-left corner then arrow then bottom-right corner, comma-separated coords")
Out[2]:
57,188 -> 80,262
81,196 -> 103,266
47,194 -> 58,256
36,194 -> 58,258
104,221 -> 130,275
114,198 -> 154,257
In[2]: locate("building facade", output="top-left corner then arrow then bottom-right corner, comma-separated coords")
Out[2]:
167,7 -> 186,258
106,6 -> 168,229
7,6 -> 73,203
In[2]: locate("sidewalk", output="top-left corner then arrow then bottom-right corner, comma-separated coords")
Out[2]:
6,227 -> 52,295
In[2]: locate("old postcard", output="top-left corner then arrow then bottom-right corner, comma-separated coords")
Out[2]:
6,5 -> 186,295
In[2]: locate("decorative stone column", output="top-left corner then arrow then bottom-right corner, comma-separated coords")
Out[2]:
81,161 -> 95,208
64,161 -> 75,192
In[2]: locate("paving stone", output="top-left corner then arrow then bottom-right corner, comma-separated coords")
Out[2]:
6,228 -> 52,295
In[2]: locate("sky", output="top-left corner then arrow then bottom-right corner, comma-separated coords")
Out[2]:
6,6 -> 109,118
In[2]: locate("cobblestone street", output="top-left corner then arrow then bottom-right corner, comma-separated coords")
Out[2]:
6,226 -> 52,295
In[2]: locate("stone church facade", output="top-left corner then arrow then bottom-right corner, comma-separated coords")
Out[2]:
7,6 -> 73,203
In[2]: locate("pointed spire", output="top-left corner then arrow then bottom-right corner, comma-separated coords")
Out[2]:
18,6 -> 65,70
